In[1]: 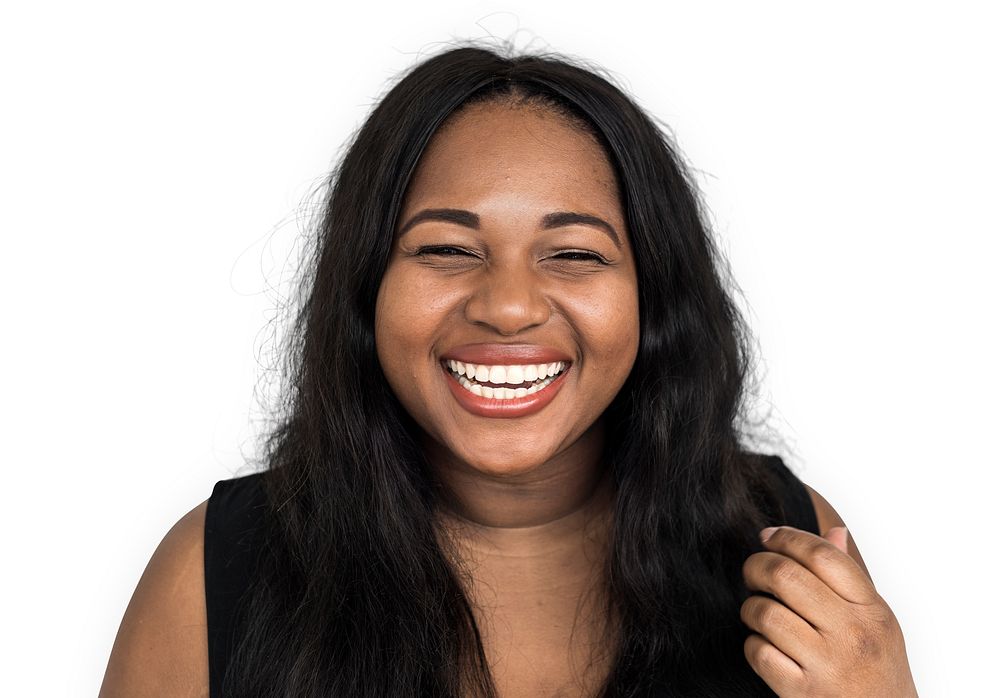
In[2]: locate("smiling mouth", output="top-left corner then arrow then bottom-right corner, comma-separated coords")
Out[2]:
441,359 -> 569,400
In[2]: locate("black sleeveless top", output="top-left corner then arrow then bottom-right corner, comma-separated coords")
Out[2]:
203,455 -> 819,696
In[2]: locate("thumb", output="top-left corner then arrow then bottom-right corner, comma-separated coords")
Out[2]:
824,525 -> 849,554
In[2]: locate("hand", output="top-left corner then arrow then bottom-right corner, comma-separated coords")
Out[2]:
741,525 -> 918,697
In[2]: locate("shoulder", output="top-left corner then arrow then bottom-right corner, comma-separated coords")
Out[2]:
100,499 -> 210,698
803,482 -> 874,582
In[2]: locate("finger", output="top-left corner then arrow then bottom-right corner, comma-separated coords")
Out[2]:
824,525 -> 849,554
744,632 -> 803,695
740,593 -> 822,667
760,526 -> 878,604
743,551 -> 846,632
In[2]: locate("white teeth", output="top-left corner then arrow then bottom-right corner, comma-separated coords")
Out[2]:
489,365 -> 507,384
445,360 -> 568,395
454,374 -> 557,400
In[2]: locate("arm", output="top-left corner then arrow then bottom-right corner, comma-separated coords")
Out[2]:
99,500 -> 210,698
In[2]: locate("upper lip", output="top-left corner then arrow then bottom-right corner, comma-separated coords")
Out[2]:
440,343 -> 573,365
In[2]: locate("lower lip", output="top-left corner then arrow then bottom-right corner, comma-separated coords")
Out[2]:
441,362 -> 570,419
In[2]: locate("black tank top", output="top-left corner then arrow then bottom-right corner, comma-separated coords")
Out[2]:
203,454 -> 819,696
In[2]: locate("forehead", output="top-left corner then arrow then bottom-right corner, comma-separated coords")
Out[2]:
401,103 -> 622,215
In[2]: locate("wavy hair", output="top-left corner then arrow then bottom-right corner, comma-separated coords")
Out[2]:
225,42 -> 788,697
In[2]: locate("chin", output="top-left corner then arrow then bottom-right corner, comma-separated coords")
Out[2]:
455,447 -> 553,479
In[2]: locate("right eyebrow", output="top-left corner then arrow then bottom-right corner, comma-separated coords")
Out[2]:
397,208 -> 480,237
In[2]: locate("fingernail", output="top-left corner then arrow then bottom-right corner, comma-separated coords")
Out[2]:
760,526 -> 779,542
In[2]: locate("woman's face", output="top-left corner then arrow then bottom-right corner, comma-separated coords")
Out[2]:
375,102 -> 639,478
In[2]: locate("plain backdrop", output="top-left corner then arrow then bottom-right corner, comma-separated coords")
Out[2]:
2,1 -> 997,695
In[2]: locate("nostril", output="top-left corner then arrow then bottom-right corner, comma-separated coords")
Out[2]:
463,302 -> 550,335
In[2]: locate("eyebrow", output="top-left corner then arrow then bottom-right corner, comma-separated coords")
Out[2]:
396,207 -> 622,248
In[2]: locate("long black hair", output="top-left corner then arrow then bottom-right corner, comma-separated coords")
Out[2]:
225,41 -> 789,697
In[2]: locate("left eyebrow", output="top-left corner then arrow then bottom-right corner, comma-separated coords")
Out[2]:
541,211 -> 621,249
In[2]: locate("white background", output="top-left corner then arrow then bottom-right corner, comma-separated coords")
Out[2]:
2,2 -> 996,695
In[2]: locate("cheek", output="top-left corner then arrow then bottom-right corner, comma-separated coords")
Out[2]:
569,278 -> 640,367
379,257 -> 475,322
374,269 -> 453,433
374,267 -> 450,371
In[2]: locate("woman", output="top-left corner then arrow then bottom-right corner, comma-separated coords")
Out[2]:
100,44 -> 917,697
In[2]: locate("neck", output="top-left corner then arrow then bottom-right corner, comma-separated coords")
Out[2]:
426,419 -> 614,560
426,420 -> 619,684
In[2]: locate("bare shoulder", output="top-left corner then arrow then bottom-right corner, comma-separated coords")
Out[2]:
100,499 -> 210,698
803,483 -> 874,584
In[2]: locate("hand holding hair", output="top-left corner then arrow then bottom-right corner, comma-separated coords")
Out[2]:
741,526 -> 919,697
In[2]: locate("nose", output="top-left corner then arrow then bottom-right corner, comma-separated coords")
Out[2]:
463,262 -> 550,336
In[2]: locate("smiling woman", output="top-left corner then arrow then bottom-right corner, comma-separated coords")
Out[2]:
100,42 -> 917,697
376,102 -> 638,451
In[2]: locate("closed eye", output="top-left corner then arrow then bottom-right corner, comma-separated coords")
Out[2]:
416,245 -> 474,257
552,251 -> 608,264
